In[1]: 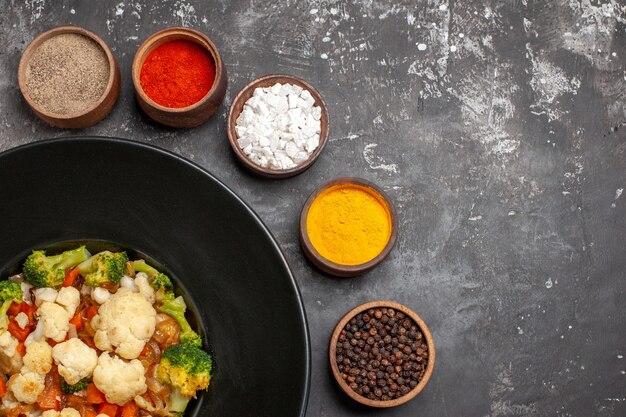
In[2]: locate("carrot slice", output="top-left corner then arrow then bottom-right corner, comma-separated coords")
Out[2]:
69,312 -> 83,330
86,383 -> 106,404
7,302 -> 21,317
66,394 -> 98,417
8,320 -> 30,342
141,392 -> 154,407
0,377 -> 6,398
85,306 -> 99,321
63,267 -> 81,287
97,402 -> 118,417
21,302 -> 36,325
120,401 -> 138,417
16,341 -> 26,357
139,343 -> 149,357
38,368 -> 62,410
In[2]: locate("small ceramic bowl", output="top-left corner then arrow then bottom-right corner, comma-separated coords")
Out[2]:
299,178 -> 397,277
18,26 -> 121,128
329,301 -> 435,408
226,74 -> 329,179
132,27 -> 227,128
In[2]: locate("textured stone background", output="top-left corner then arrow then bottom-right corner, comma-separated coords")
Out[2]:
1,0 -> 625,416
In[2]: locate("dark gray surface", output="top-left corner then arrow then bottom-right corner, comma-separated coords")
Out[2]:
1,0 -> 625,416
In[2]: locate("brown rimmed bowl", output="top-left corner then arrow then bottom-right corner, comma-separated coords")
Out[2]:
299,178 -> 397,277
17,26 -> 121,128
132,27 -> 228,128
226,74 -> 329,179
329,301 -> 435,408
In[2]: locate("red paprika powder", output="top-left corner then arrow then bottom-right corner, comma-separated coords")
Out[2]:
140,40 -> 216,108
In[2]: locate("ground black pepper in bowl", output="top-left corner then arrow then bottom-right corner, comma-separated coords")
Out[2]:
24,33 -> 109,116
329,301 -> 435,408
18,26 -> 121,128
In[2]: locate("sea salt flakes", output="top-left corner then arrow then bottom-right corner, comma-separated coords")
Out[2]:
236,83 -> 322,170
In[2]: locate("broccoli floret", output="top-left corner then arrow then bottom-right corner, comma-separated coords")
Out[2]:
158,295 -> 201,347
157,344 -> 212,414
61,378 -> 90,394
151,273 -> 173,291
161,291 -> 176,303
77,251 -> 128,287
131,260 -> 173,290
23,246 -> 91,289
0,280 -> 21,331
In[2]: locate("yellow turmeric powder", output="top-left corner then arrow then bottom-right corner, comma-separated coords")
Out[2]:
306,183 -> 392,265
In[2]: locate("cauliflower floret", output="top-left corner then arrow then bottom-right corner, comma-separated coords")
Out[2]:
133,394 -> 164,415
8,371 -> 45,404
42,408 -> 81,417
91,287 -> 111,305
8,274 -> 23,283
24,320 -> 45,347
93,352 -> 147,405
56,287 -> 80,316
134,272 -> 155,304
52,338 -> 98,385
14,312 -> 29,330
81,285 -> 93,297
37,302 -> 70,342
23,340 -> 52,375
20,282 -> 33,304
92,288 -> 156,360
0,331 -> 23,374
0,391 -> 20,413
60,408 -> 81,417
34,288 -> 58,306
0,331 -> 18,358
119,276 -> 136,291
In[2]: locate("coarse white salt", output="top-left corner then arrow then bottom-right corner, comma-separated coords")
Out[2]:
236,82 -> 322,170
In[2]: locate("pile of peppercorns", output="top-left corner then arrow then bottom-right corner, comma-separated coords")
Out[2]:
334,307 -> 429,401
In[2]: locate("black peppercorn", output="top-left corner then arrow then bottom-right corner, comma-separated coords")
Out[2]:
335,307 -> 429,401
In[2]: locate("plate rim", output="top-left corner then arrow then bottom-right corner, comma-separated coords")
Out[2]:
0,136 -> 312,417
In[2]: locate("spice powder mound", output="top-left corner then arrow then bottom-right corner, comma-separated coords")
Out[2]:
306,184 -> 392,266
24,33 -> 109,116
139,40 -> 216,108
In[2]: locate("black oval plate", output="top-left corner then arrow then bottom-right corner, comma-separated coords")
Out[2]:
0,137 -> 311,417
